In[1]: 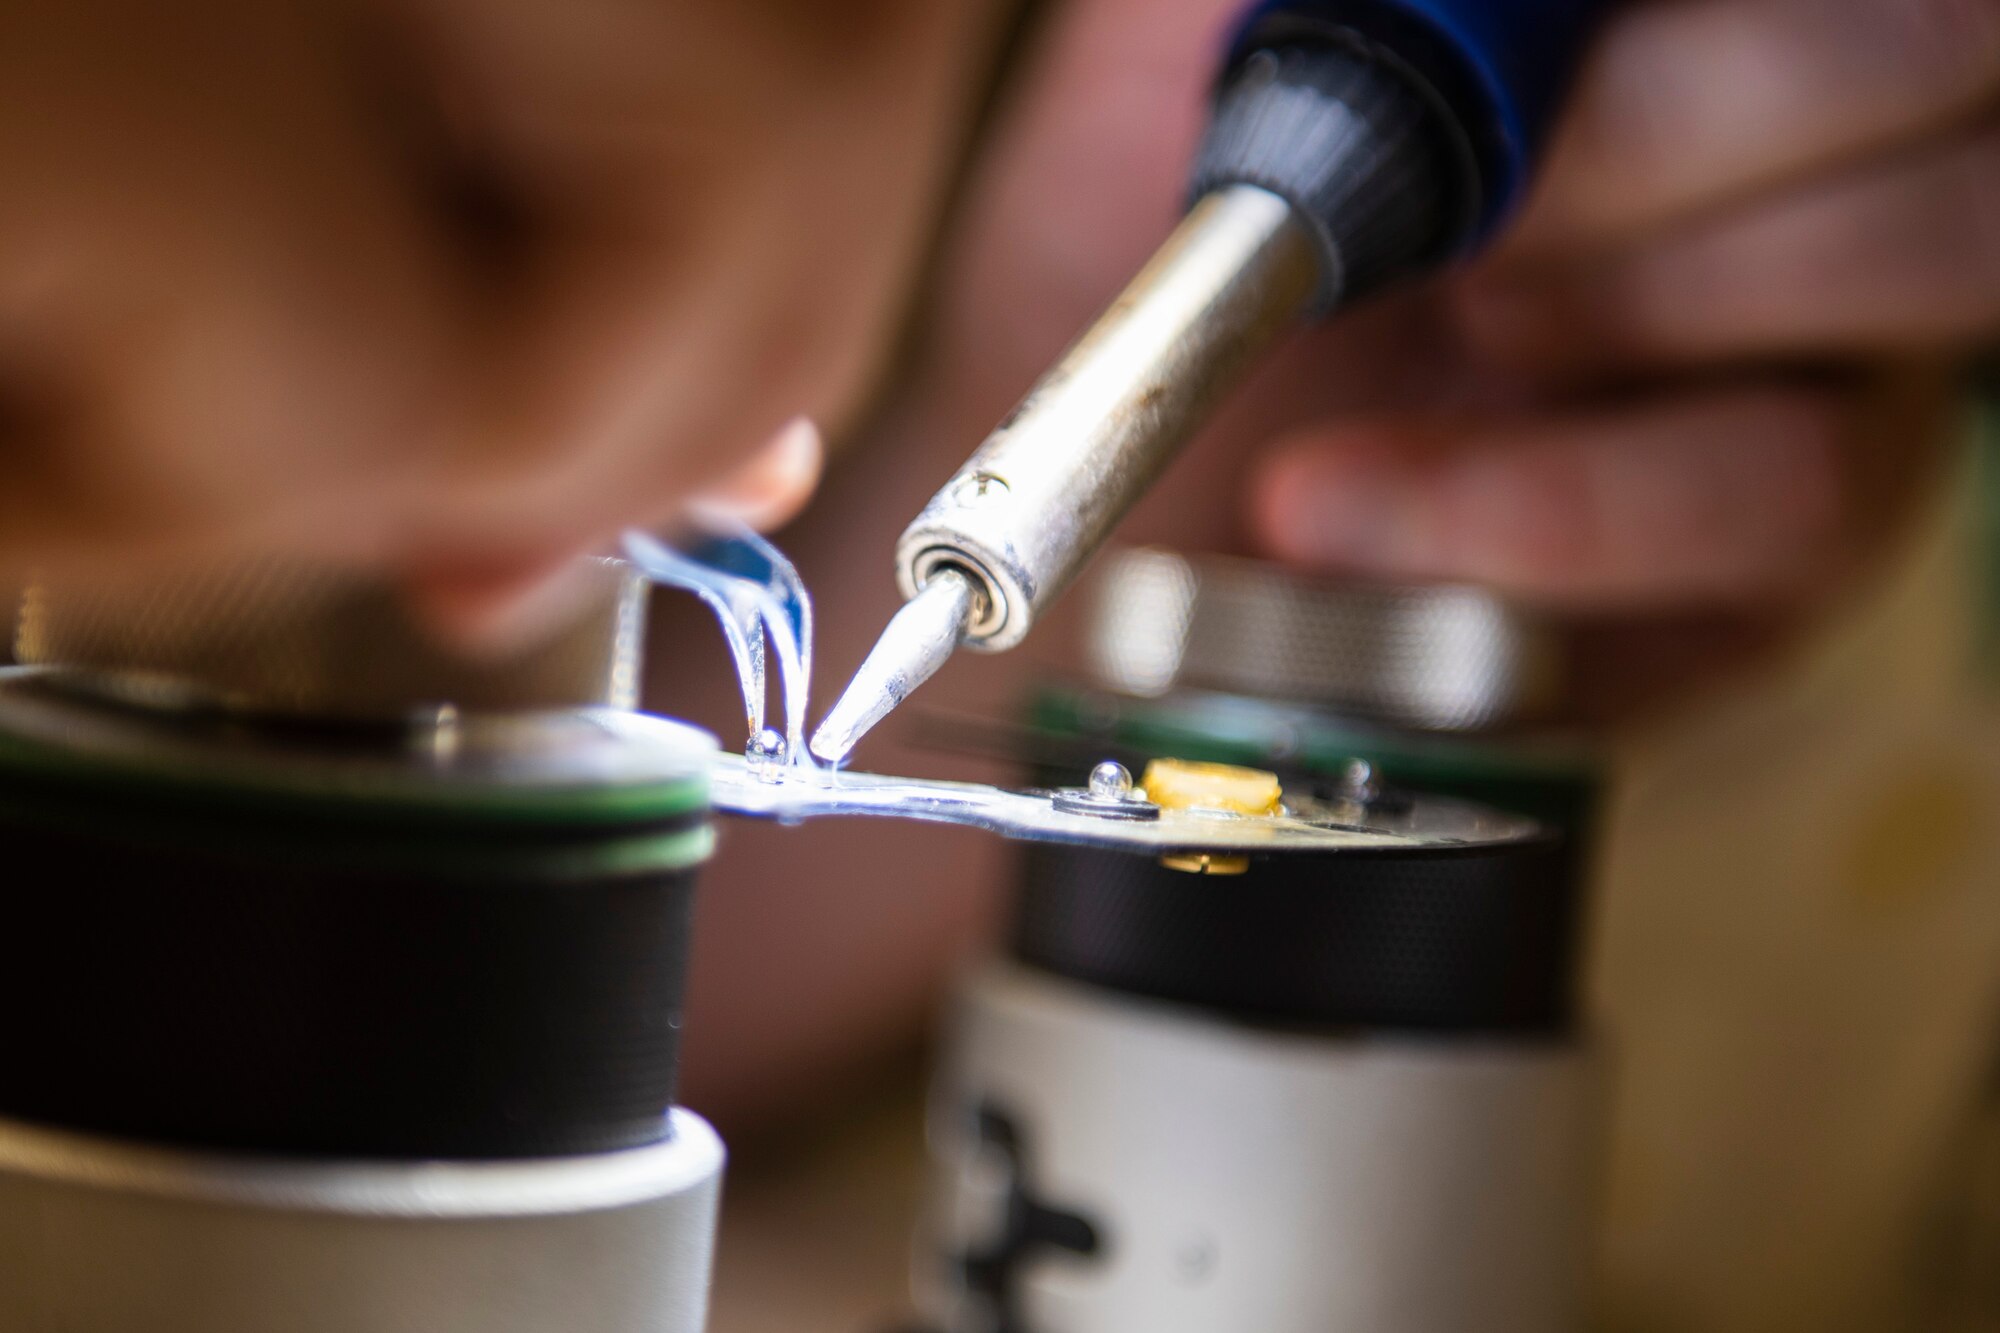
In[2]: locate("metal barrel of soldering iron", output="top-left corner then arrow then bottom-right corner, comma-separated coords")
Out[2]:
904,1 -> 1614,1325
884,0 -> 1607,651
0,564 -> 724,1333
916,555 -> 1602,1333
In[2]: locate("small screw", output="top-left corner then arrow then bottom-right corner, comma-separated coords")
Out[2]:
746,727 -> 788,780
1050,758 -> 1158,821
951,472 -> 1010,508
1087,760 -> 1133,799
1338,758 -> 1380,803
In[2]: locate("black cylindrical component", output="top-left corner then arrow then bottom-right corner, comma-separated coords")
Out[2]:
1190,31 -> 1478,309
1,826 -> 697,1159
0,674 -> 713,1160
1013,548 -> 1603,1034
1010,833 -> 1577,1033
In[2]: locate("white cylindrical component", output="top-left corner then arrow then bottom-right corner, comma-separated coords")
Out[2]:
0,1109 -> 724,1333
920,963 -> 1596,1333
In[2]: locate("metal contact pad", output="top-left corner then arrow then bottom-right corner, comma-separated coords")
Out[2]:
710,755 -> 1536,855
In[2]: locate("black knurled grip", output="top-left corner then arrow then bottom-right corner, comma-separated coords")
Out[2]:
0,816 -> 700,1160
1191,35 -> 1475,310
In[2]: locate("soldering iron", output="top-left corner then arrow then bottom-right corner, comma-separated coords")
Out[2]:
813,0 -> 1611,763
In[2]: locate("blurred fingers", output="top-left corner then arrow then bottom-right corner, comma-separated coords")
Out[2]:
686,415 -> 824,531
401,553 -> 620,656
397,0 -> 1009,558
1506,0 -> 2000,255
1250,377 -> 1951,610
0,0 -> 464,572
1461,123 -> 2000,371
401,415 -> 824,652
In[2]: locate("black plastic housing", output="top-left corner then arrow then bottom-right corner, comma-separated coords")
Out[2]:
0,757 -> 704,1160
1010,831 -> 1578,1034
1190,33 -> 1476,310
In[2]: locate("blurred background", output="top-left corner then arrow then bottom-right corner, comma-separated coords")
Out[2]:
3,0 -> 1999,1328
670,349 -> 2000,1333
631,1 -> 2000,1324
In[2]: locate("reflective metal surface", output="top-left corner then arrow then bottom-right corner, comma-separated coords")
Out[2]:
710,753 -> 1536,854
622,526 -> 814,760
810,567 -> 979,764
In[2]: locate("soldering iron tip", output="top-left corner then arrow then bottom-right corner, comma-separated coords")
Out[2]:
808,569 -> 979,765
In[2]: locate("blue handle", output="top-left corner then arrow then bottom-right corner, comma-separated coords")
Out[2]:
1234,0 -> 1614,242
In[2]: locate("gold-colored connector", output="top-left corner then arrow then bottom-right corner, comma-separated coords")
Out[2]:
1159,852 -> 1251,876
1139,758 -> 1283,816
1141,758 -> 1283,875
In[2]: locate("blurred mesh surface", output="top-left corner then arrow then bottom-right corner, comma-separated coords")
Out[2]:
1082,547 -> 1556,730
15,557 -> 645,717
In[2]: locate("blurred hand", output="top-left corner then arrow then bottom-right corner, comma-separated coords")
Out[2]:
0,0 -> 1007,642
655,0 -> 2000,1130
903,0 -> 1996,719
1244,0 -> 1999,705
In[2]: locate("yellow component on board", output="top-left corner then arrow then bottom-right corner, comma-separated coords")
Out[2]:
1159,852 -> 1251,876
1139,758 -> 1283,816
1140,758 -> 1281,876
